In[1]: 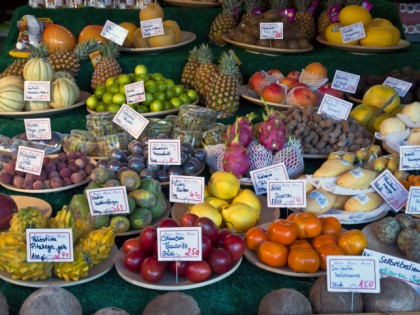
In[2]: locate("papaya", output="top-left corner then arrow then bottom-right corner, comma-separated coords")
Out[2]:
69,194 -> 90,219
139,178 -> 161,195
129,208 -> 153,229
90,167 -> 117,185
149,191 -> 168,219
129,189 -> 157,208
110,216 -> 130,233
344,192 -> 383,212
119,170 -> 141,191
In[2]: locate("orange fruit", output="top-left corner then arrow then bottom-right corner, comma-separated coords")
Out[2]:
292,212 -> 322,239
304,62 -> 327,78
139,3 -> 164,22
78,25 -> 106,44
311,234 -> 337,251
267,219 -> 298,246
287,248 -> 320,273
319,217 -> 342,238
257,241 -> 288,268
317,243 -> 345,270
338,229 -> 368,255
42,24 -> 76,53
119,22 -> 138,48
244,226 -> 268,252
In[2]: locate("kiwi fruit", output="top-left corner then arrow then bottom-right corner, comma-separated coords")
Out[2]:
256,39 -> 271,47
366,74 -> 385,86
243,25 -> 260,38
297,38 -> 310,49
262,9 -> 281,20
272,39 -> 288,49
287,39 -> 298,49
401,64 -> 414,76
237,33 -> 257,45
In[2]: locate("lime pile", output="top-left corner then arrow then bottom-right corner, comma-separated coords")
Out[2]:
86,65 -> 198,114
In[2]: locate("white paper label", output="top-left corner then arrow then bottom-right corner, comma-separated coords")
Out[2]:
24,118 -> 51,140
353,194 -> 371,205
332,70 -> 360,94
169,175 -> 205,204
250,163 -> 289,195
363,249 -> 420,295
383,77 -> 412,97
157,227 -> 202,261
100,20 -> 128,46
15,146 -> 44,175
26,228 -> 73,262
399,145 -> 420,170
349,168 -> 364,178
24,81 -> 50,101
267,180 -> 306,208
125,81 -> 146,104
317,94 -> 352,121
259,22 -> 283,39
141,18 -> 164,38
310,190 -> 329,208
371,169 -> 408,211
327,256 -> 380,293
86,186 -> 130,216
148,139 -> 181,165
113,104 -> 149,139
340,22 -> 366,43
406,187 -> 420,214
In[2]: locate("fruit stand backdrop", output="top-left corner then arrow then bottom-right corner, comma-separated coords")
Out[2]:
0,3 -> 419,315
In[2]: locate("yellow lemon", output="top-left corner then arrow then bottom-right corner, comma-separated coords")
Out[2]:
221,202 -> 258,233
324,23 -> 358,45
360,26 -> 396,47
339,5 -> 372,27
204,196 -> 230,212
362,85 -> 401,113
119,22 -> 138,48
349,103 -> 378,126
207,171 -> 240,200
231,189 -> 261,219
189,202 -> 223,227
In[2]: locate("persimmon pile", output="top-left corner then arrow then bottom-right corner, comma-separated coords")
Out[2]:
245,213 -> 368,273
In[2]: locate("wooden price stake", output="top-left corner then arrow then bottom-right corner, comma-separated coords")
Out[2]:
26,228 -> 73,262
85,186 -> 130,216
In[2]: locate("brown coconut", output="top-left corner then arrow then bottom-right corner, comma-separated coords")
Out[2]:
0,291 -> 9,315
142,292 -> 200,315
19,286 -> 82,315
363,277 -> 420,312
309,275 -> 363,314
258,288 -> 312,315
93,307 -> 129,315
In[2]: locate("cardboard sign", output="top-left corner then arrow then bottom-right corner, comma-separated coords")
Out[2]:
340,22 -> 366,43
113,104 -> 149,139
100,20 -> 128,46
24,81 -> 50,101
363,249 -> 420,295
317,94 -> 352,121
15,146 -> 44,175
371,169 -> 408,211
267,180 -> 306,208
327,256 -> 380,293
259,22 -> 283,39
157,227 -> 202,261
383,76 -> 412,97
86,186 -> 130,216
399,145 -> 420,170
250,163 -> 289,195
332,70 -> 360,94
406,186 -> 420,214
24,118 -> 51,140
169,175 -> 205,204
26,228 -> 73,262
141,18 -> 164,38
125,81 -> 146,104
148,139 -> 181,165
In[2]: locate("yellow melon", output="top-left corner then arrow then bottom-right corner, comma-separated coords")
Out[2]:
360,26 -> 397,46
119,22 -> 138,48
132,27 -> 150,48
147,25 -> 177,47
338,5 -> 372,27
163,20 -> 181,43
139,3 -> 164,22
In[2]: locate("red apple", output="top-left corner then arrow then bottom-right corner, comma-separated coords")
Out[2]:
287,86 -> 318,107
0,194 -> 18,229
261,83 -> 286,104
287,70 -> 301,80
317,82 -> 344,99
248,71 -> 271,97
277,76 -> 299,90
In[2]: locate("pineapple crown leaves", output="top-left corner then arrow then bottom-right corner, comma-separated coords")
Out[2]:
243,0 -> 262,12
197,43 -> 214,64
223,0 -> 243,15
29,43 -> 50,60
98,41 -> 121,59
269,0 -> 292,10
187,46 -> 199,62
293,0 -> 312,12
217,50 -> 240,76
75,39 -> 100,61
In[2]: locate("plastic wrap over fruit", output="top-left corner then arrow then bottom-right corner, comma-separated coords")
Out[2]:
16,15 -> 44,50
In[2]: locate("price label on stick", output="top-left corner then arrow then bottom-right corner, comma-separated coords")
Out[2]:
24,81 -> 50,101
250,163 -> 289,195
317,94 -> 352,121
340,22 -> 365,43
125,81 -> 145,104
399,145 -> 420,170
169,175 -> 204,204
406,186 -> 420,215
370,169 -> 408,211
113,104 -> 149,139
100,20 -> 128,46
327,256 -> 380,293
259,22 -> 283,39
157,227 -> 202,261
148,139 -> 181,165
86,186 -> 130,216
331,70 -> 360,94
15,146 -> 44,176
267,180 -> 306,208
24,118 -> 51,140
26,228 -> 73,262
141,18 -> 164,38
383,77 -> 412,97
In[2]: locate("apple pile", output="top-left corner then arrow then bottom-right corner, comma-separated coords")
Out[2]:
121,214 -> 245,284
247,62 -> 343,107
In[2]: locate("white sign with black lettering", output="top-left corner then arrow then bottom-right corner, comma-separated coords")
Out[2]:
317,94 -> 352,121
250,163 -> 289,195
406,186 -> 420,214
26,228 -> 73,262
113,104 -> 149,139
125,81 -> 146,104
100,20 -> 128,46
383,77 -> 412,97
141,18 -> 164,38
332,70 -> 360,94
169,175 -> 204,204
24,81 -> 50,101
267,180 -> 306,207
15,146 -> 44,176
86,186 -> 130,216
399,145 -> 420,170
371,169 -> 408,211
24,118 -> 51,140
259,22 -> 283,39
340,22 -> 366,43
148,139 -> 181,165
157,227 -> 202,261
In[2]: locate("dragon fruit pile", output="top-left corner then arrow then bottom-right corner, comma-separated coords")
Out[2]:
205,105 -> 305,179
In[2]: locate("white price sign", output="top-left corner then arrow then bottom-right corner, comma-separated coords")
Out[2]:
371,169 -> 408,211
383,77 -> 412,97
141,18 -> 164,38
157,227 -> 202,261
15,146 -> 44,176
259,22 -> 283,39
113,104 -> 149,139
340,22 -> 366,43
399,145 -> 420,170
332,70 -> 360,94
169,175 -> 205,204
267,180 -> 306,208
86,186 -> 130,216
24,118 -> 51,140
317,94 -> 352,121
125,81 -> 146,104
24,81 -> 50,101
100,20 -> 128,46
250,163 -> 289,195
26,228 -> 73,262
406,186 -> 420,214
148,139 -> 181,165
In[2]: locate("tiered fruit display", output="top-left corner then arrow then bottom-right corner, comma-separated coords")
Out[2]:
245,213 -> 368,272
0,206 -> 115,281
86,64 -> 198,114
121,217 -> 245,284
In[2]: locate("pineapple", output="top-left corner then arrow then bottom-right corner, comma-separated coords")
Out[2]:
294,0 -> 316,41
209,0 -> 239,46
0,59 -> 27,79
80,226 -> 115,265
193,44 -> 217,104
181,46 -> 200,90
206,50 -> 240,119
91,41 -> 122,89
48,39 -> 98,77
240,0 -> 262,23
268,0 -> 290,10
317,0 -> 342,35
9,207 -> 48,243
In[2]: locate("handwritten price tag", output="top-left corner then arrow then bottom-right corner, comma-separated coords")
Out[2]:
113,104 -> 149,139
24,118 -> 51,140
86,186 -> 130,216
26,229 -> 73,262
157,227 -> 202,261
250,163 -> 289,195
100,20 -> 128,46
141,18 -> 164,38
327,256 -> 380,293
406,187 -> 420,214
259,22 -> 283,39
24,81 -> 50,101
371,169 -> 408,211
125,81 -> 146,104
340,22 -> 366,43
383,77 -> 412,97
332,70 -> 360,94
317,94 -> 352,121
15,146 -> 44,175
169,175 -> 204,204
399,145 -> 420,170
148,139 -> 181,165
267,180 -> 306,208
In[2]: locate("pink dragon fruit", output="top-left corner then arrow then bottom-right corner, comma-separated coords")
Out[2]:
247,139 -> 273,171
272,137 -> 304,178
223,124 -> 250,178
258,101 -> 286,152
225,112 -> 255,148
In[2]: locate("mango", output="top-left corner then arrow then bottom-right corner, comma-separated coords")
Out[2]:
313,158 -> 354,178
231,189 -> 261,219
189,202 -> 222,227
221,202 -> 258,233
303,189 -> 337,213
336,168 -> 379,189
332,195 -> 350,209
344,192 -> 383,212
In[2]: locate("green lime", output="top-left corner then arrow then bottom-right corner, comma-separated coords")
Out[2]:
137,104 -> 150,113
141,92 -> 154,106
154,92 -> 166,102
157,81 -> 167,92
106,103 -> 121,113
112,93 -> 126,106
127,103 -> 137,110
86,95 -> 99,110
164,78 -> 175,90
173,85 -> 184,96
162,101 -> 172,111
119,84 -> 127,95
179,93 -> 192,105
103,92 -> 114,105
151,72 -> 165,81
134,64 -> 148,75
96,102 -> 107,112
105,77 -> 116,86
150,99 -> 163,112
165,88 -> 176,101
187,89 -> 198,102
107,83 -> 120,94
94,85 -> 107,100
135,73 -> 149,82
144,80 -> 158,94
170,97 -> 182,108
118,73 -> 132,86
128,73 -> 136,82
